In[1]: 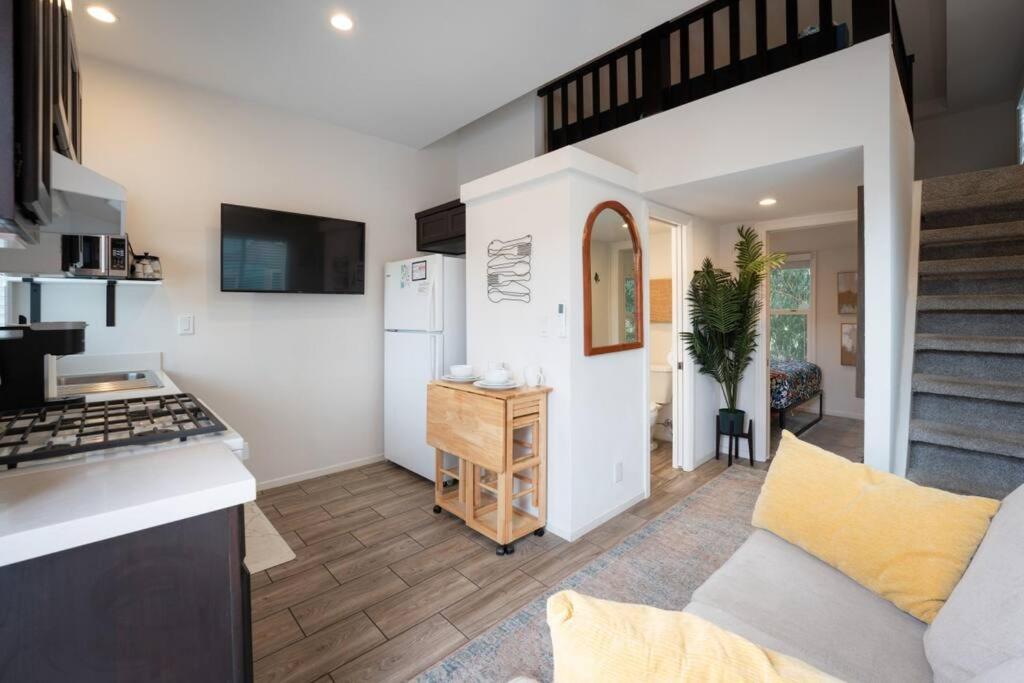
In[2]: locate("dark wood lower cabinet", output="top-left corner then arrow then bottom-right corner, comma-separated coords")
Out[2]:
0,505 -> 252,682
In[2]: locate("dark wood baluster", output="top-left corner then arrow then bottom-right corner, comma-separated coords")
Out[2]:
591,66 -> 601,137
627,48 -> 638,121
819,0 -> 835,51
703,15 -> 714,89
755,0 -> 768,75
575,75 -> 584,143
545,89 -> 555,151
679,23 -> 691,103
728,0 -> 740,68
786,0 -> 799,61
559,79 -> 569,149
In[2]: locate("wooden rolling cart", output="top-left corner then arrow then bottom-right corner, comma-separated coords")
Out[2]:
426,380 -> 551,555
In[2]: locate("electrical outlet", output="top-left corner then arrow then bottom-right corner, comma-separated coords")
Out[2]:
177,314 -> 194,336
613,461 -> 623,483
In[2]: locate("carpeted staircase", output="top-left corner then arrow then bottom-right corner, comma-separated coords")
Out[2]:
908,164 -> 1024,498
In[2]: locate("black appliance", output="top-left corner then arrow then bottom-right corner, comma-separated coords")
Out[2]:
61,234 -> 130,278
0,393 -> 226,469
0,322 -> 85,411
220,203 -> 365,294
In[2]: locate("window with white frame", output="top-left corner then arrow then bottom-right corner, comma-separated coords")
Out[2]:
1018,90 -> 1024,164
769,253 -> 815,362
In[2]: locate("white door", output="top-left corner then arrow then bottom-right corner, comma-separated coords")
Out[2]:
384,255 -> 444,332
384,330 -> 443,481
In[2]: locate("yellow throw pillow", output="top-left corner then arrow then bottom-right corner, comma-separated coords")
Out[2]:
547,590 -> 840,683
752,430 -> 999,623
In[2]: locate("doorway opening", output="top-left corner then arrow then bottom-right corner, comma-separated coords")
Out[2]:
648,216 -> 685,491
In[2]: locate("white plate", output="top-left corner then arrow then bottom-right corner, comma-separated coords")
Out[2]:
473,380 -> 523,390
441,374 -> 481,383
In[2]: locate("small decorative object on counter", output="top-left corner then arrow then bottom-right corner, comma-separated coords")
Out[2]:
524,366 -> 544,387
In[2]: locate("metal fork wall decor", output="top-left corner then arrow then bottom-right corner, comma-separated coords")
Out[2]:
487,235 -> 532,303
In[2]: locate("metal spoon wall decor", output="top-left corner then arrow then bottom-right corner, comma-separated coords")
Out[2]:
487,234 -> 532,303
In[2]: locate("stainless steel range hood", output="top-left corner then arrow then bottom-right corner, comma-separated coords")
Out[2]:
45,151 -> 127,236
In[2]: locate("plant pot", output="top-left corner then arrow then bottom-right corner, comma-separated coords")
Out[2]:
718,408 -> 746,436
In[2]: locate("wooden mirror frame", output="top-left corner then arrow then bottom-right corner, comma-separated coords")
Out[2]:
582,200 -> 644,356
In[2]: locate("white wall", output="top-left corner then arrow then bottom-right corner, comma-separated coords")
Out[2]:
768,222 -> 863,420
461,148 -> 646,540
580,37 -> 914,472
915,99 -> 1019,179
428,93 -> 542,190
4,60 -> 457,487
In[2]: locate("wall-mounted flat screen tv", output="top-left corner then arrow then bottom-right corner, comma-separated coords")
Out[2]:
221,203 -> 365,294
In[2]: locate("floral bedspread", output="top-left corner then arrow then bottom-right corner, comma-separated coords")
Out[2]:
770,360 -> 822,411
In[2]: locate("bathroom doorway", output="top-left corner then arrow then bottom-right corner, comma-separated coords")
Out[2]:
648,212 -> 687,489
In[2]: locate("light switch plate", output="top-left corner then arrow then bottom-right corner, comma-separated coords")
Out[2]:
177,314 -> 194,335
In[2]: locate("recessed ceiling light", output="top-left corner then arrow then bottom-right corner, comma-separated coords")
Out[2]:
330,12 -> 354,31
759,197 -> 777,206
86,5 -> 117,23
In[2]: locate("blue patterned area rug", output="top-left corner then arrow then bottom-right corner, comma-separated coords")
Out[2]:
418,466 -> 767,683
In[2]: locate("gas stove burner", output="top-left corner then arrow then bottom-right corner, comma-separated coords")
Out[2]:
0,393 -> 226,468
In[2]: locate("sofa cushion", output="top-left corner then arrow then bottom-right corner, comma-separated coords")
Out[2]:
924,484 -> 1024,683
546,590 -> 840,682
752,430 -> 999,622
685,529 -> 932,683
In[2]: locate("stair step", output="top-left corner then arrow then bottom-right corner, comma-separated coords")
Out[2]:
920,201 -> 1024,231
920,220 -> 1024,244
907,443 -> 1024,498
917,294 -> 1024,312
922,164 -> 1024,205
915,333 -> 1024,355
919,254 -> 1024,275
912,374 -> 1024,404
909,420 -> 1024,461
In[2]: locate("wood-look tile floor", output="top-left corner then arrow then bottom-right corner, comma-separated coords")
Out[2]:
770,414 -> 864,462
251,445 -> 728,683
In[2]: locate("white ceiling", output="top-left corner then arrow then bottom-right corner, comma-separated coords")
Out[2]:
646,148 -> 863,224
73,0 -> 692,149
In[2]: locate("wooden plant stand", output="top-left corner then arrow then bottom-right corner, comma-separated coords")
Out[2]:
426,381 -> 551,555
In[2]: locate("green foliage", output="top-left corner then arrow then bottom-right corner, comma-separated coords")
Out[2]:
769,266 -> 811,361
770,314 -> 807,361
681,226 -> 785,411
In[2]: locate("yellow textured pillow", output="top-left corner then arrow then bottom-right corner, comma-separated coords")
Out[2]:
752,430 -> 999,623
547,590 -> 840,683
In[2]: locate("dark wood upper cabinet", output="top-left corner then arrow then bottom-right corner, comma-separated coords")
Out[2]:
416,199 -> 465,255
2,0 -> 81,236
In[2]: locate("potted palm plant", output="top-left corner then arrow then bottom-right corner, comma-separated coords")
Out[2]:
682,226 -> 784,436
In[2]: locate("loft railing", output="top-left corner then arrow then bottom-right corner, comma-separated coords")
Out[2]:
537,0 -> 914,152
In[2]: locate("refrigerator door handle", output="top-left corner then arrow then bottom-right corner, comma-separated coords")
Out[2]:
430,335 -> 443,379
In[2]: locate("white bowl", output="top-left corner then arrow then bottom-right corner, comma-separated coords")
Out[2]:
450,364 -> 474,378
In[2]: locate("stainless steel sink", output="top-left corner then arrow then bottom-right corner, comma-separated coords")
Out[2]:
56,370 -> 163,397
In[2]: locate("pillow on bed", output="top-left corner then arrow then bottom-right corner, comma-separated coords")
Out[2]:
751,430 -> 999,623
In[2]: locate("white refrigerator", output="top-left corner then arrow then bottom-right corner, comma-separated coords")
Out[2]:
384,254 -> 466,481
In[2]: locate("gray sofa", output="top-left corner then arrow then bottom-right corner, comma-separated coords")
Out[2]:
682,484 -> 1024,683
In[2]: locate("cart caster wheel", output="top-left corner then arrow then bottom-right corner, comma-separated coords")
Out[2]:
534,528 -> 545,537
432,505 -> 442,514
495,543 -> 515,556
495,545 -> 506,556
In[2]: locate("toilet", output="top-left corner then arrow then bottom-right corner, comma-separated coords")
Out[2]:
650,363 -> 673,450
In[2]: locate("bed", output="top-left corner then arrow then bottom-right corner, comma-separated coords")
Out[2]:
770,360 -> 824,435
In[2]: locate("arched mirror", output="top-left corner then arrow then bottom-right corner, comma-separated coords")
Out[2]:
583,201 -> 644,356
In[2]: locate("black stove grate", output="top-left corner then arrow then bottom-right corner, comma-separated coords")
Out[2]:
0,393 -> 227,468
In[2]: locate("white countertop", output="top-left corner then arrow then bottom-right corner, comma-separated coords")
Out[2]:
0,352 -> 256,566
0,441 -> 255,567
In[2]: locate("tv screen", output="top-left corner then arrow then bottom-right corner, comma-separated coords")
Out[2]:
221,204 -> 365,294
